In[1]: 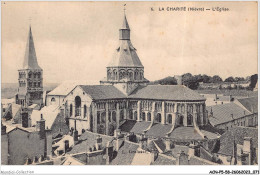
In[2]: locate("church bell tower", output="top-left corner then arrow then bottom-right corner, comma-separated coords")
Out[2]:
16,26 -> 43,107
100,12 -> 149,95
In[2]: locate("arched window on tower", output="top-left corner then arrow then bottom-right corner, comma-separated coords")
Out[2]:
134,70 -> 139,80
28,72 -> 32,78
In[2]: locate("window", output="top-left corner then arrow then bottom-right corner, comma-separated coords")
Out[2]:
84,105 -> 87,118
120,110 -> 124,122
167,114 -> 172,124
101,112 -> 106,123
51,97 -> 56,102
155,113 -> 161,123
142,112 -> 146,121
38,82 -> 41,87
75,96 -> 81,116
134,111 -> 137,120
34,73 -> 37,78
187,114 -> 193,126
70,104 -> 73,117
147,112 -> 151,121
97,112 -> 101,124
34,82 -> 37,87
129,110 -> 133,120
109,112 -> 111,122
112,111 -> 116,122
179,115 -> 184,126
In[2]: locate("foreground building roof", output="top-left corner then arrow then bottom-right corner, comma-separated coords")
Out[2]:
235,96 -> 258,113
218,127 -> 258,156
207,103 -> 252,126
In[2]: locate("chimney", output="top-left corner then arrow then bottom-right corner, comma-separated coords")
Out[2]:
229,95 -> 233,102
105,141 -> 113,165
36,114 -> 46,139
1,124 -> 6,135
188,144 -> 196,157
114,129 -> 121,138
150,149 -> 158,164
96,135 -> 102,150
73,129 -> 78,142
165,139 -> 171,151
243,137 -> 252,165
21,109 -> 29,128
231,114 -> 234,120
177,151 -> 189,165
33,156 -> 38,164
64,140 -> 69,153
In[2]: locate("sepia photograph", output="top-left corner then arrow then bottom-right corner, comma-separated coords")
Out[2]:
1,1 -> 259,174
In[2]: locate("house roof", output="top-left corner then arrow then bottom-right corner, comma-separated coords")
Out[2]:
236,96 -> 258,113
207,103 -> 252,126
79,85 -> 126,100
189,156 -> 218,165
48,83 -> 78,96
119,120 -> 151,134
218,127 -> 258,156
169,127 -> 204,141
152,154 -> 176,165
31,105 -> 60,129
145,123 -> 173,138
68,131 -> 114,154
153,139 -> 166,152
129,85 -> 206,101
110,141 -> 140,165
61,156 -> 85,165
170,145 -> 189,158
22,26 -> 42,70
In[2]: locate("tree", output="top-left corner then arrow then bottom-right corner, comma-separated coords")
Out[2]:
249,74 -> 258,90
212,75 -> 223,83
224,76 -> 235,82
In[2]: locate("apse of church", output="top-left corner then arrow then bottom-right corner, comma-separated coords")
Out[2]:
62,13 -> 208,137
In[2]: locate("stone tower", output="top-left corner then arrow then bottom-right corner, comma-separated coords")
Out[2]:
100,13 -> 149,95
16,26 -> 43,107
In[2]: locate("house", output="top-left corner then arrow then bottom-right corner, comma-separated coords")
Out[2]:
30,105 -> 69,138
207,102 -> 255,132
1,116 -> 52,165
216,127 -> 258,165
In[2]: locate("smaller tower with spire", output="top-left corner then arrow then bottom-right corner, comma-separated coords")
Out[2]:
16,26 -> 43,107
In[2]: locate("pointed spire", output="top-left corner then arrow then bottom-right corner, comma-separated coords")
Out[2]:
22,26 -> 42,70
121,14 -> 130,30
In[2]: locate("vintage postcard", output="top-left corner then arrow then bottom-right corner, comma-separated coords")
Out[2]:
1,1 -> 258,174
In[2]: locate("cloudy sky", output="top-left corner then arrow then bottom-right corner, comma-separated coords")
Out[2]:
2,1 -> 258,84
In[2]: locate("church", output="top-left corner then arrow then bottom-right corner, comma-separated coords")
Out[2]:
58,13 -> 217,143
